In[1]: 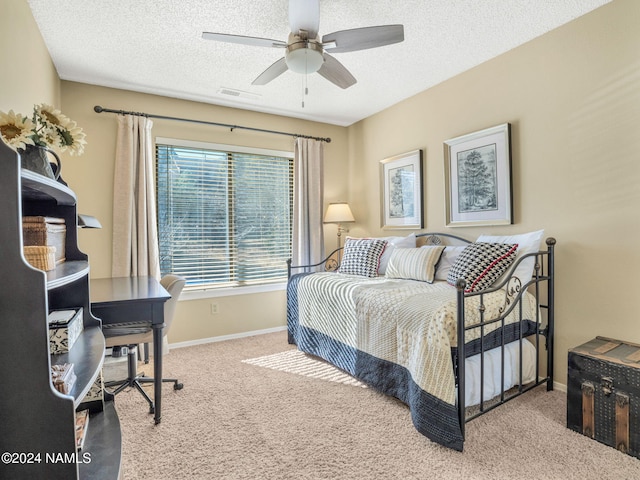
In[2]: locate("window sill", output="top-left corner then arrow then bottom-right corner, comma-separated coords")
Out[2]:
180,282 -> 287,301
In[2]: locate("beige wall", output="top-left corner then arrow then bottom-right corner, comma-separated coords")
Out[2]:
4,0 -> 639,385
0,0 -> 60,111
59,82 -> 349,343
347,0 -> 640,385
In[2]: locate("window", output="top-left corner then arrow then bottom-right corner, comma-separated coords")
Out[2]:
156,138 -> 293,290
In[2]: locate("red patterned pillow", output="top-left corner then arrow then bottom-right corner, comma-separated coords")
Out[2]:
447,242 -> 518,292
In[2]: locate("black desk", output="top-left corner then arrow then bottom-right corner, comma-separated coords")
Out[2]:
90,276 -> 170,424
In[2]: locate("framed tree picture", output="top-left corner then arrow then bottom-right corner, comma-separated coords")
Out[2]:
444,123 -> 513,227
380,149 -> 424,229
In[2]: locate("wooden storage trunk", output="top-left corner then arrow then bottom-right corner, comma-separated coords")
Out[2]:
22,215 -> 66,264
567,336 -> 640,458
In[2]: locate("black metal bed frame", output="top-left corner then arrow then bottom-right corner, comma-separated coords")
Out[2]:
287,232 -> 556,442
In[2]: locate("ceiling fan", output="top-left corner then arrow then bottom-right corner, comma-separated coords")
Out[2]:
202,0 -> 404,89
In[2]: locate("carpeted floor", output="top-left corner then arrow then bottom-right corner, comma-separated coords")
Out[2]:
114,330 -> 640,480
241,349 -> 367,388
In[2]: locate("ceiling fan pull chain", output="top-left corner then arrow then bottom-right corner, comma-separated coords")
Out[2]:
305,67 -> 309,96
302,68 -> 310,109
305,49 -> 308,101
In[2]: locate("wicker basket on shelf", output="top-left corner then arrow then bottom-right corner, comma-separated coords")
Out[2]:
23,246 -> 57,271
22,216 -> 66,264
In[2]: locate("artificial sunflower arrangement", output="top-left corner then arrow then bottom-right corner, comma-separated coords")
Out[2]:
0,104 -> 87,156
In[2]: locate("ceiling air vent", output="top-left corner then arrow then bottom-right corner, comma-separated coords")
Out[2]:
217,88 -> 261,101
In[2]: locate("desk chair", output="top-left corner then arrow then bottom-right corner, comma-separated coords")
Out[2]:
103,274 -> 186,413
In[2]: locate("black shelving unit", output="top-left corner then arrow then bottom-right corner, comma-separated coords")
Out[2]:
0,141 -> 121,479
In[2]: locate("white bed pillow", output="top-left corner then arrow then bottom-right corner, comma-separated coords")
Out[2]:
432,245 -> 467,281
385,246 -> 445,283
476,230 -> 544,285
377,233 -> 416,275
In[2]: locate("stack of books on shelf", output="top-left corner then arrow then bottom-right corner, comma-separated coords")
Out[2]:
51,362 -> 76,394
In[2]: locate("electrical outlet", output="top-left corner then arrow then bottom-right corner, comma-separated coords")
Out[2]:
210,303 -> 219,315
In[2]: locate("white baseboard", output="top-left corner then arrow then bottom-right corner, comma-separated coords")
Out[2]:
536,377 -> 566,392
168,325 -> 288,351
553,380 -> 567,392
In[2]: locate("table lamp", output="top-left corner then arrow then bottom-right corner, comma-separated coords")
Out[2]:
324,202 -> 355,260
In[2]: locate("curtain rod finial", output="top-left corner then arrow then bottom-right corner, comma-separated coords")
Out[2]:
94,105 -> 104,113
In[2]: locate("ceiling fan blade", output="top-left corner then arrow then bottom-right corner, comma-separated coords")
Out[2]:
202,32 -> 286,48
317,54 -> 356,89
322,25 -> 404,53
289,0 -> 320,38
252,57 -> 289,85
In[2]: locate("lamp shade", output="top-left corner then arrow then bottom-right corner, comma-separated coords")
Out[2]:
324,202 -> 355,223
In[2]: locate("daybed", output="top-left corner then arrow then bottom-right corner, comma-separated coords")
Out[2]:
287,231 -> 555,451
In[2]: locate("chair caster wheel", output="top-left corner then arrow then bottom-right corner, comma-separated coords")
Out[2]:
174,383 -> 184,390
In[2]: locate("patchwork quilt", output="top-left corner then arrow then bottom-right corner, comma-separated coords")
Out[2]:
287,272 -> 538,451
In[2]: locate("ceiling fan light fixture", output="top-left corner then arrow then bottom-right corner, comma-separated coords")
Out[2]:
202,0 -> 405,90
286,41 -> 324,74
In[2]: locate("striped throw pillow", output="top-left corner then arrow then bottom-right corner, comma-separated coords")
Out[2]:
385,246 -> 445,283
447,242 -> 518,292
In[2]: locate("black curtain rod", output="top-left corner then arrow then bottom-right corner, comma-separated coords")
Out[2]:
93,105 -> 331,143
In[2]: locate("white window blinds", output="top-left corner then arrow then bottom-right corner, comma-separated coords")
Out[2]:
156,141 -> 293,289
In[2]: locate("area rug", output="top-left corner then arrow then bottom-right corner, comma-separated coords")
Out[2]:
242,349 -> 367,388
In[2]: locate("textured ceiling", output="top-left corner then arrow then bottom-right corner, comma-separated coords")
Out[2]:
27,0 -> 610,126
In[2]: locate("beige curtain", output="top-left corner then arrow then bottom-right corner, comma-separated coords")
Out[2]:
112,115 -> 160,279
292,138 -> 324,269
